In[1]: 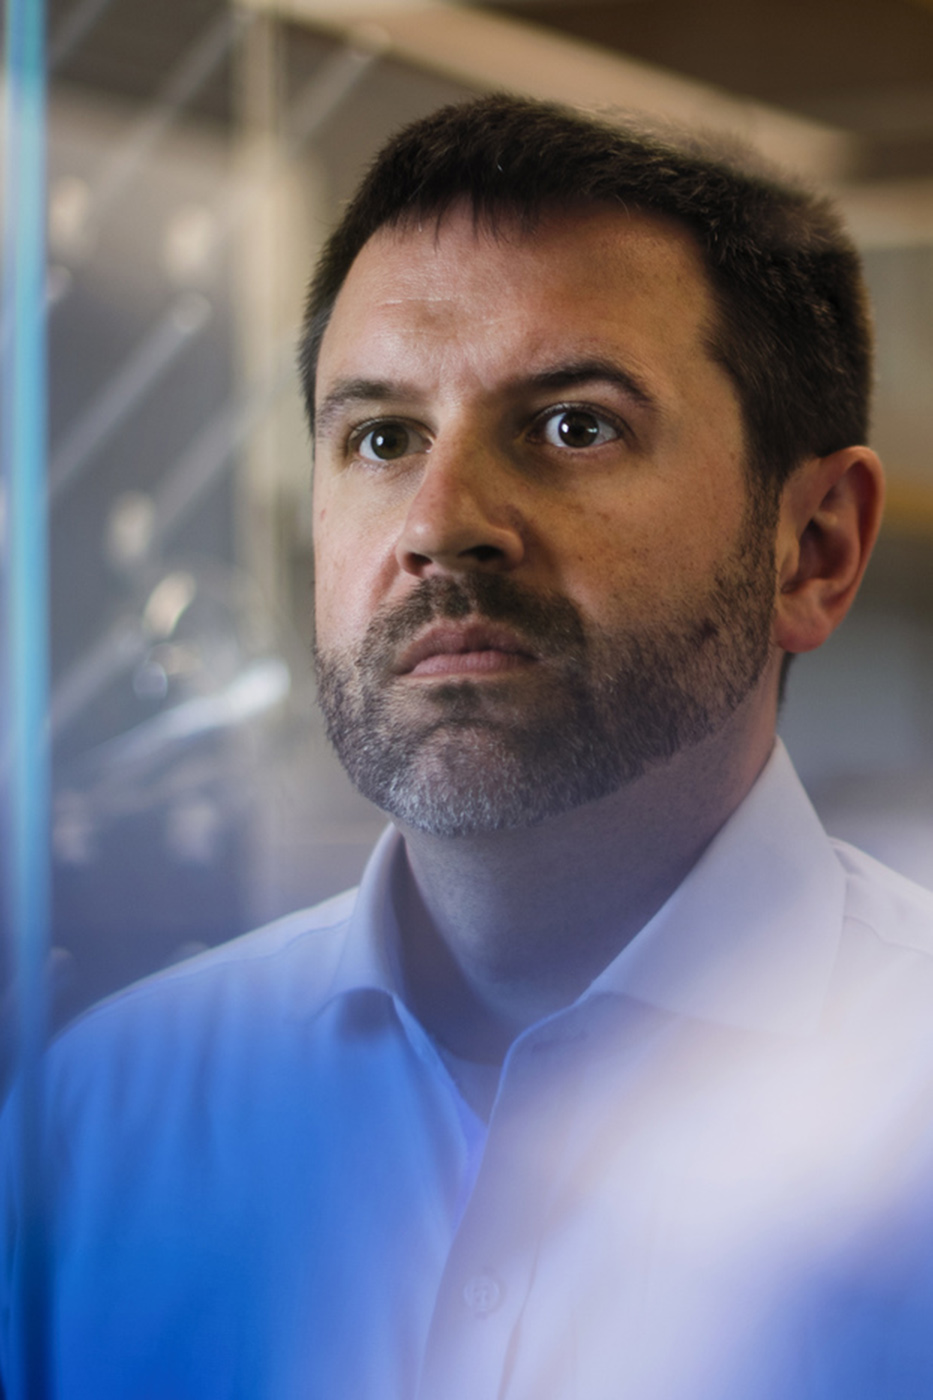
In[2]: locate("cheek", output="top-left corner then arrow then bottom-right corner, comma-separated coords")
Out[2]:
548,496 -> 674,610
312,497 -> 401,649
557,499 -> 734,631
312,563 -> 342,650
313,540 -> 369,653
312,501 -> 356,647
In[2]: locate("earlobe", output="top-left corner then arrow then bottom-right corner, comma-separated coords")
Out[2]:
773,446 -> 885,656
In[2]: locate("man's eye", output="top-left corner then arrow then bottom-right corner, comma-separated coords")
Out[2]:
355,421 -> 427,462
537,408 -> 621,449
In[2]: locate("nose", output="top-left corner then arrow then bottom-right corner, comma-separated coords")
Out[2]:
395,442 -> 526,578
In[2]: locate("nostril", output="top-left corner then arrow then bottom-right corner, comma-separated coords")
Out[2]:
468,544 -> 504,564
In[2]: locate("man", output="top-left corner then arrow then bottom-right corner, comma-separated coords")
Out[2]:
4,94 -> 933,1398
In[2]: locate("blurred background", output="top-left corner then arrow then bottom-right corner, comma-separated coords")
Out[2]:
2,0 -> 933,1040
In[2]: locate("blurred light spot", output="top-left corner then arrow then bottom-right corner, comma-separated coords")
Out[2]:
143,571 -> 196,638
46,264 -> 73,306
153,642 -> 202,680
53,791 -> 96,866
222,658 -> 291,722
48,174 -> 92,258
165,798 -> 222,865
170,289 -> 212,333
162,206 -> 218,284
106,491 -> 155,569
132,660 -> 169,701
132,642 -> 204,700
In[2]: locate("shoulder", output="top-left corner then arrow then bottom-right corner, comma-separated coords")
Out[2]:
45,886 -> 361,1087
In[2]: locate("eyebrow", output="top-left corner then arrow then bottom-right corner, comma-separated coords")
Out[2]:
521,359 -> 657,410
314,359 -> 658,439
315,378 -> 415,438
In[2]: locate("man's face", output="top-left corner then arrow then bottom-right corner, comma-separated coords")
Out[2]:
311,204 -> 777,836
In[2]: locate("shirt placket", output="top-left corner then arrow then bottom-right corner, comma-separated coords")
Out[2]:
415,1013 -> 593,1400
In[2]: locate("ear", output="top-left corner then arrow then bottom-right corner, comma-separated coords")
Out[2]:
773,446 -> 885,656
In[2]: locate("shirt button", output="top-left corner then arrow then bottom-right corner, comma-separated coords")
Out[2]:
462,1272 -> 504,1316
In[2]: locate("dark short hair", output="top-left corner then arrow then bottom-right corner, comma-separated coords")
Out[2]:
299,93 -> 873,501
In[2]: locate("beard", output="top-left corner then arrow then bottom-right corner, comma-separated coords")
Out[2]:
313,503 -> 776,837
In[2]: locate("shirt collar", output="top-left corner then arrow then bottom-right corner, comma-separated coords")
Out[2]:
329,739 -> 846,1039
587,739 -> 846,1036
329,823 -> 408,1001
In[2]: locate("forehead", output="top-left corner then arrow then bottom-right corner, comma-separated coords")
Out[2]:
316,204 -> 722,403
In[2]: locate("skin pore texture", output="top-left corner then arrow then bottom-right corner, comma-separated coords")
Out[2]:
312,204 -> 884,1063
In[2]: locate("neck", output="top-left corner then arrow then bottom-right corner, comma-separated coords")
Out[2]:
394,710 -> 776,1064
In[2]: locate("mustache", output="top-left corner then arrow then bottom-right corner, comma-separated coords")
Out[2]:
360,574 -> 589,666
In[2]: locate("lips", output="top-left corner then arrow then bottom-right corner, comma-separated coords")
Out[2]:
394,622 -> 539,677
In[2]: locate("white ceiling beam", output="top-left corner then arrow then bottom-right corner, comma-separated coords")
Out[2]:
238,0 -> 855,180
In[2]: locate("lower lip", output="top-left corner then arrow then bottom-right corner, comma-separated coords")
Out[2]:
407,650 -> 534,677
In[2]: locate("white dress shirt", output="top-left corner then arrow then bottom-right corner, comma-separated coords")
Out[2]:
3,740 -> 933,1398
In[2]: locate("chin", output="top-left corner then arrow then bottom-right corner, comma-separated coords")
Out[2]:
356,728 -> 640,838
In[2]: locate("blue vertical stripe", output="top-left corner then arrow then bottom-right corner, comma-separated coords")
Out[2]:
2,0 -> 50,1393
